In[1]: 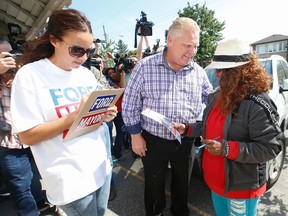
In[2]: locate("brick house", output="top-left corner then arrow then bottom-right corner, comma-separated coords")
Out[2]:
251,34 -> 288,61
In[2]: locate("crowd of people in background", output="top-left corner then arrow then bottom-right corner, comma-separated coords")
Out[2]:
0,7 -> 283,216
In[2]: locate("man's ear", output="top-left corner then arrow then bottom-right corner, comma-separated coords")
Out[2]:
167,35 -> 174,46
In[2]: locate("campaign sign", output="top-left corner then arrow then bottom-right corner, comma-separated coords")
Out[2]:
63,88 -> 124,141
89,94 -> 116,112
77,112 -> 105,130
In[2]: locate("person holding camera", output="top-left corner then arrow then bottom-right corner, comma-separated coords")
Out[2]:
134,11 -> 153,50
10,9 -> 117,216
122,17 -> 212,216
0,38 -> 17,74
0,38 -> 56,215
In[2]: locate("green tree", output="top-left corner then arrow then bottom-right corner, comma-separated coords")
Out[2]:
114,39 -> 129,55
127,50 -> 137,56
99,39 -> 115,67
178,3 -> 225,67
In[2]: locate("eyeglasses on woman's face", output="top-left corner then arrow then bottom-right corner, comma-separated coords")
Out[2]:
55,36 -> 95,58
215,69 -> 223,73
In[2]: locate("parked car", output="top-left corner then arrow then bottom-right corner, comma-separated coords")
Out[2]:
196,55 -> 288,190
259,55 -> 288,189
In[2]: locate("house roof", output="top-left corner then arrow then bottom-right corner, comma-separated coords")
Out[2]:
251,34 -> 288,45
0,0 -> 72,42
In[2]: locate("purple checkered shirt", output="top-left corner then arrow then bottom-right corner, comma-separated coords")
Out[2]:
122,50 -> 213,140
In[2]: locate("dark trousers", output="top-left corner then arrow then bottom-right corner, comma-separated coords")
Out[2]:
141,130 -> 193,216
112,112 -> 125,159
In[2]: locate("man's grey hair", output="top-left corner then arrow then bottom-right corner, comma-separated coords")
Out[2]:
168,17 -> 200,39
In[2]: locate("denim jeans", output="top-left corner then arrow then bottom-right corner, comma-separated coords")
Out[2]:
59,171 -> 112,216
59,122 -> 112,215
0,146 -> 40,216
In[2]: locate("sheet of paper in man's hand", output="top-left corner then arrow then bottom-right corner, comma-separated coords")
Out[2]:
141,108 -> 182,144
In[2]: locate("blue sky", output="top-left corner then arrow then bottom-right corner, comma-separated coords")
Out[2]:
70,0 -> 288,50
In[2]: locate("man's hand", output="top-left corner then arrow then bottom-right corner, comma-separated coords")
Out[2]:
131,133 -> 147,157
173,122 -> 186,135
0,52 -> 16,74
105,52 -> 114,59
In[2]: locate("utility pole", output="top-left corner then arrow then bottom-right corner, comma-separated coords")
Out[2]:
286,40 -> 288,62
102,25 -> 108,43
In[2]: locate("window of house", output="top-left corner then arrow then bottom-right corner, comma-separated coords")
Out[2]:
259,44 -> 266,54
265,44 -> 268,53
279,42 -> 283,51
268,43 -> 273,52
256,45 -> 259,53
273,43 -> 277,52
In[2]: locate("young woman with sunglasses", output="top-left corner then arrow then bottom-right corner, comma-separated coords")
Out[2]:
10,9 -> 117,216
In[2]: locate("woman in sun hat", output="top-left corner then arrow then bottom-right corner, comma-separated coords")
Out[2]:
174,38 -> 283,216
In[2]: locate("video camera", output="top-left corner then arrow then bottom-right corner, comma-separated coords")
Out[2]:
11,53 -> 22,60
90,57 -> 102,70
93,38 -> 105,43
136,11 -> 153,36
4,52 -> 22,61
134,11 -> 154,48
7,23 -> 23,51
114,53 -> 137,71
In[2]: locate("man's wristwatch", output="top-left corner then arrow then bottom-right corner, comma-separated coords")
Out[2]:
221,139 -> 229,157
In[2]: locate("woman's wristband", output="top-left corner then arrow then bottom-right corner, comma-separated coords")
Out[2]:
221,140 -> 229,157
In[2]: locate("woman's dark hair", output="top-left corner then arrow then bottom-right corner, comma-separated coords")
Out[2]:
20,8 -> 92,65
102,67 -> 115,76
216,53 -> 272,116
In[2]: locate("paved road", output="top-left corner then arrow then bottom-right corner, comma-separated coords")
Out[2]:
1,147 -> 288,216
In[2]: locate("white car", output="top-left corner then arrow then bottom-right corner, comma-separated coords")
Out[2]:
199,55 -> 288,190
259,55 -> 288,189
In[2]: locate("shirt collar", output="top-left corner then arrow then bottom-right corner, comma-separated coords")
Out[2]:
156,47 -> 195,72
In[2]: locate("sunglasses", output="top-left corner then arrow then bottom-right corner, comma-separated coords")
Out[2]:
56,36 -> 95,58
215,69 -> 223,73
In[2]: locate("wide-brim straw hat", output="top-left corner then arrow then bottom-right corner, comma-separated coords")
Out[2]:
206,38 -> 251,69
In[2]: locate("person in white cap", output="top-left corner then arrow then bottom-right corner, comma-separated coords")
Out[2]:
174,38 -> 283,216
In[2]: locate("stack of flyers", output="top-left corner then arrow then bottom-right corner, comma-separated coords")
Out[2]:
141,108 -> 182,144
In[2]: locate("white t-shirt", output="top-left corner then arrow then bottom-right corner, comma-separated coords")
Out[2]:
10,58 -> 112,205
